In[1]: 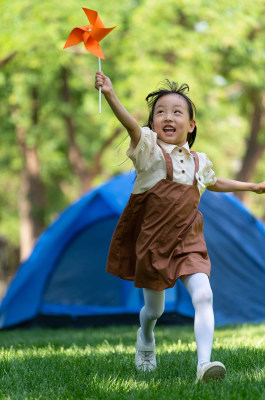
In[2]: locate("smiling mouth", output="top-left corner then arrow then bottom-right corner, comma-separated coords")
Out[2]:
163,126 -> 176,135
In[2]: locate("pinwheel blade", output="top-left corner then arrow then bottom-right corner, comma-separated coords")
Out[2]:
64,27 -> 86,48
82,8 -> 105,28
91,26 -> 116,43
84,36 -> 105,59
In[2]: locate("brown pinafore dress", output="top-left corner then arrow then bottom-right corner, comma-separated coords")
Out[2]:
106,145 -> 211,291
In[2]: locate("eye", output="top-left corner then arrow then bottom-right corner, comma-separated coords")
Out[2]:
157,110 -> 164,114
174,110 -> 181,114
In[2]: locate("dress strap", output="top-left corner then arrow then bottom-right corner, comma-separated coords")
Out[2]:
190,151 -> 199,185
158,144 -> 173,181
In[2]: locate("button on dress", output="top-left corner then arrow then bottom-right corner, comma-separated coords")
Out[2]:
106,146 -> 211,291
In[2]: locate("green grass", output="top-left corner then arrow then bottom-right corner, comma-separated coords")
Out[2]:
0,324 -> 264,399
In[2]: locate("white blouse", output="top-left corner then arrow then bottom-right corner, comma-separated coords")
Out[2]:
126,127 -> 217,196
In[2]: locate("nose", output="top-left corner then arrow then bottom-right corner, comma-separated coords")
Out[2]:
164,112 -> 173,121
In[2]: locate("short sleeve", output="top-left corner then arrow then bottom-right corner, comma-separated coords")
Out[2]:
196,153 -> 217,195
126,127 -> 157,171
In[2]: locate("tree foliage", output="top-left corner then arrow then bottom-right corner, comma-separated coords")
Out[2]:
0,0 -> 264,256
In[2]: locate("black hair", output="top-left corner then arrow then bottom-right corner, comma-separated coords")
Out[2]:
145,80 -> 197,148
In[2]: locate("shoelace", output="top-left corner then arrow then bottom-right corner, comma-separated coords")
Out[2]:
141,351 -> 155,363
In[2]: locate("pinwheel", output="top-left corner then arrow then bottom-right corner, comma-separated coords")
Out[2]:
64,8 -> 116,113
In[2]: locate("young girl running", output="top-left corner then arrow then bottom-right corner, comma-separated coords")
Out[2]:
95,72 -> 265,383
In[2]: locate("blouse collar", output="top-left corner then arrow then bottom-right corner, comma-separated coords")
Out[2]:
157,139 -> 191,155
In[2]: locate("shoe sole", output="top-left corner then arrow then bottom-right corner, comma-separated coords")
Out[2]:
136,365 -> 157,372
202,365 -> 226,381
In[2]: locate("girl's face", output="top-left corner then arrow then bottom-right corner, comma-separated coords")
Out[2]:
150,94 -> 195,147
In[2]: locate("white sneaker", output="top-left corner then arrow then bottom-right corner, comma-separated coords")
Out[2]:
135,328 -> 156,372
195,361 -> 226,383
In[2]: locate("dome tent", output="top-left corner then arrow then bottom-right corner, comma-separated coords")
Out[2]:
1,171 -> 265,329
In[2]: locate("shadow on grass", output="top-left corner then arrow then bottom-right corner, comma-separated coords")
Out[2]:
0,325 -> 196,351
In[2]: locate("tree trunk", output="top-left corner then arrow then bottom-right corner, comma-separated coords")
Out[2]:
61,67 -> 91,193
15,87 -> 46,261
235,90 -> 265,201
17,135 -> 46,260
0,236 -> 19,299
18,167 -> 37,261
19,149 -> 46,258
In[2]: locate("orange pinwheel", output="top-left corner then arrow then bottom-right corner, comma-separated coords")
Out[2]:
64,8 -> 116,114
64,8 -> 116,59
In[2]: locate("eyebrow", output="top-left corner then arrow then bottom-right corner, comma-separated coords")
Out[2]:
156,104 -> 184,109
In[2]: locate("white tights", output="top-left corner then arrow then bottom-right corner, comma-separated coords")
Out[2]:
139,273 -> 214,367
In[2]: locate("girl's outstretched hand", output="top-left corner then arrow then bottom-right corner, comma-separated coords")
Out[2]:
95,71 -> 113,96
253,181 -> 265,194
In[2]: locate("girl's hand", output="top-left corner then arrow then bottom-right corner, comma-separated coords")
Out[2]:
95,71 -> 113,96
252,182 -> 265,194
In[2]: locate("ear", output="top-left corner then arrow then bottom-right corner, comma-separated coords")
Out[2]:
150,121 -> 154,131
189,119 -> 196,133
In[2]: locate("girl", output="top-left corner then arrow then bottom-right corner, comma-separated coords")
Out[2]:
95,72 -> 265,383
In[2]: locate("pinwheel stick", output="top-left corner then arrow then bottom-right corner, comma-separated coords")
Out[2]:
98,58 -> 101,114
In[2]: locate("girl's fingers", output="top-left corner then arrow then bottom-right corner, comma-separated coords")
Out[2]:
96,71 -> 104,79
95,71 -> 110,92
95,76 -> 104,89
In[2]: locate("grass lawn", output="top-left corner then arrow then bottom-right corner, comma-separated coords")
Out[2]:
0,323 -> 264,399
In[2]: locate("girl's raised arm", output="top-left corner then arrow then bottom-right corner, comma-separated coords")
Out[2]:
95,72 -> 141,148
207,178 -> 265,194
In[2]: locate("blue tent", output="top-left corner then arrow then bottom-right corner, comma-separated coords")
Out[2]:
1,171 -> 265,329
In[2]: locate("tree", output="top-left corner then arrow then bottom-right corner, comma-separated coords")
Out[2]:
1,0 -> 265,263
0,0 -> 129,259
